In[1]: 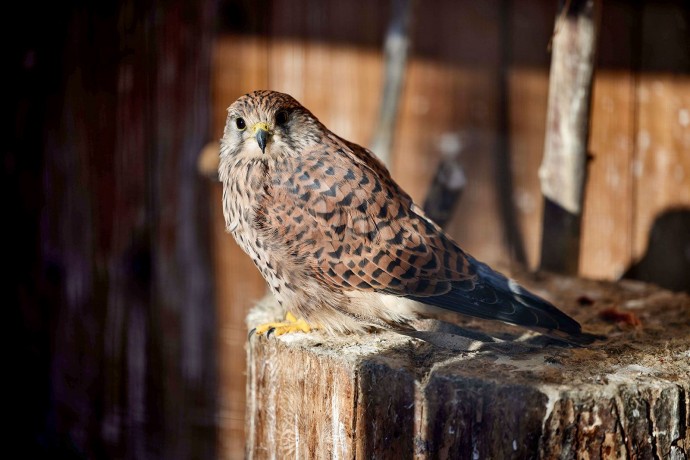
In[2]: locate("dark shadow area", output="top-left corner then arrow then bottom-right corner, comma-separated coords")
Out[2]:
355,340 -> 551,457
494,0 -> 528,265
218,0 -> 690,74
624,208 -> 690,293
354,353 -> 417,457
5,1 -> 219,458
540,197 -> 583,275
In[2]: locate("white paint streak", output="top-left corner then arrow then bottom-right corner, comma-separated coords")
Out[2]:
331,381 -> 348,460
606,364 -> 659,384
494,353 -> 551,373
331,383 -> 340,460
539,385 -> 562,433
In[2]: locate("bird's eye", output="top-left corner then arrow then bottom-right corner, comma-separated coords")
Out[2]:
235,117 -> 246,130
275,110 -> 289,126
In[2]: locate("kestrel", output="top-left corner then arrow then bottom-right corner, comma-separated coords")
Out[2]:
220,90 -> 590,345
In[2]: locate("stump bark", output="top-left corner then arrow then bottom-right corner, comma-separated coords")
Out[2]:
245,273 -> 690,459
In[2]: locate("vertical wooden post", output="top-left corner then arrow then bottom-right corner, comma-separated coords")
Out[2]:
494,0 -> 527,265
539,0 -> 601,274
370,0 -> 415,167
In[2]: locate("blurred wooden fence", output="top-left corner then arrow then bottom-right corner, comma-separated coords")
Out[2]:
210,0 -> 689,457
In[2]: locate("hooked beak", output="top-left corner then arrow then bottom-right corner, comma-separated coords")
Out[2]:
252,122 -> 271,154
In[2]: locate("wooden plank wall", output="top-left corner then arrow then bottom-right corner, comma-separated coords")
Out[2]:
210,1 -> 689,457
8,1 -> 218,458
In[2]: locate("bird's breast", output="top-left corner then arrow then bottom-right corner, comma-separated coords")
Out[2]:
221,157 -> 266,227
221,156 -> 292,300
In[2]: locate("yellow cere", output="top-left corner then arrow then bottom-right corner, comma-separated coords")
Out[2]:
252,122 -> 271,135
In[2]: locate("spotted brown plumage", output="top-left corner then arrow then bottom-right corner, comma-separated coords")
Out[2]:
220,90 -> 589,343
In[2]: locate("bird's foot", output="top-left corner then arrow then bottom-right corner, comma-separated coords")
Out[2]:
250,312 -> 314,338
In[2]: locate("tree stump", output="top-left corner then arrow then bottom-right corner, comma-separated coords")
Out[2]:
245,273 -> 690,459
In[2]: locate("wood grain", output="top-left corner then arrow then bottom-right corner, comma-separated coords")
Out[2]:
581,70 -> 636,279
246,275 -> 690,458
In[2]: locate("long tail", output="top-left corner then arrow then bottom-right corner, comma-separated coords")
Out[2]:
407,256 -> 596,344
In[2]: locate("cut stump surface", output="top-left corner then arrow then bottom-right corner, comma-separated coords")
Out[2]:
245,273 -> 690,459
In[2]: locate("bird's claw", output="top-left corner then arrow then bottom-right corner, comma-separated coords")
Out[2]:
249,312 -> 314,340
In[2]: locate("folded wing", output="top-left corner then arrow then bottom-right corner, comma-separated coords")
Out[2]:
260,141 -> 584,339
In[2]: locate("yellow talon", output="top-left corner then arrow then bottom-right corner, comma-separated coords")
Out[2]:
252,312 -> 315,337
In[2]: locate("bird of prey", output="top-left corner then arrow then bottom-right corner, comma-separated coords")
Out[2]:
219,90 -> 591,346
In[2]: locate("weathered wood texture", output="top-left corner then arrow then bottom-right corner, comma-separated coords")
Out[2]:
8,1 -> 217,458
369,0 -> 415,167
539,0 -> 600,275
246,275 -> 690,459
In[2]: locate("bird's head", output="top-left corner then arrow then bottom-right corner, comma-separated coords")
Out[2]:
221,90 -> 324,160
